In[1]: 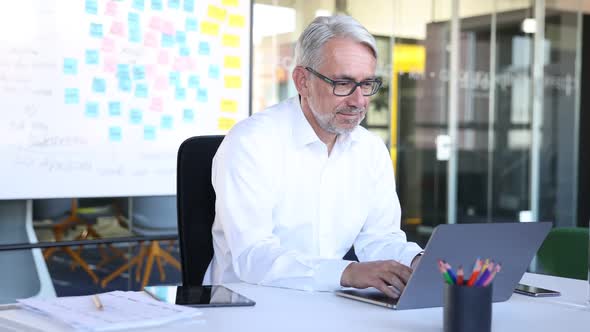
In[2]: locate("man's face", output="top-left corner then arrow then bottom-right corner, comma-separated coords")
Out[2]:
305,38 -> 377,137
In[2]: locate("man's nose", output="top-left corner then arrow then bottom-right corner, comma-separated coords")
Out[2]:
346,86 -> 367,108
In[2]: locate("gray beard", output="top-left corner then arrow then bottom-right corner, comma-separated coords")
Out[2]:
310,107 -> 365,136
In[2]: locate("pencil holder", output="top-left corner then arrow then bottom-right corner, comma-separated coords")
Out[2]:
443,283 -> 492,332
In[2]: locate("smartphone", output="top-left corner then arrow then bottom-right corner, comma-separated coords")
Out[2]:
143,285 -> 256,307
514,283 -> 561,297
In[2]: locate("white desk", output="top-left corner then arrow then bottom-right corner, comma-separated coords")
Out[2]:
1,273 -> 588,332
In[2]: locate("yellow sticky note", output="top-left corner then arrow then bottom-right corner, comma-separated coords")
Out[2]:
224,76 -> 242,89
201,21 -> 219,36
222,0 -> 239,7
221,99 -> 238,113
207,5 -> 227,21
224,56 -> 241,69
222,34 -> 240,48
228,14 -> 245,28
218,117 -> 237,131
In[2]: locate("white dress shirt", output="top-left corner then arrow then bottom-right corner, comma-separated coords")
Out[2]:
203,97 -> 422,291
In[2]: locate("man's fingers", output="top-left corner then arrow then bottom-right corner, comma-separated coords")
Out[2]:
374,281 -> 399,299
386,261 -> 412,283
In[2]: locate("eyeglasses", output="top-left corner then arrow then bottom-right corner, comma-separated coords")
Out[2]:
305,67 -> 382,97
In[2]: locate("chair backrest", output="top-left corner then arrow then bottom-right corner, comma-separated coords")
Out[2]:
176,135 -> 224,286
536,227 -> 589,280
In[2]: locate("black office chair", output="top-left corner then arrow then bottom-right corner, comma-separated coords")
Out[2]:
176,135 -> 224,286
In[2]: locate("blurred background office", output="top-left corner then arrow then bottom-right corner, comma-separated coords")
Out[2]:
0,0 -> 588,301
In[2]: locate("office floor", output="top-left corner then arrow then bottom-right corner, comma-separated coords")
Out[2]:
45,244 -> 182,296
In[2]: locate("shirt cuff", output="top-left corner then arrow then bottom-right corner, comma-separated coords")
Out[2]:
313,259 -> 355,291
398,243 -> 424,267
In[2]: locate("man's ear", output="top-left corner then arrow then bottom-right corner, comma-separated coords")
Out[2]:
292,66 -> 309,97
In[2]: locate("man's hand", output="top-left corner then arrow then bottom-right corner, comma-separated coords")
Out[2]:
340,260 -> 412,298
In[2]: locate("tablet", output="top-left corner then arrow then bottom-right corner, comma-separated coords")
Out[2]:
143,285 -> 256,307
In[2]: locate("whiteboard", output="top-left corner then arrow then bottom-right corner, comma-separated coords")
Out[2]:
0,0 -> 251,199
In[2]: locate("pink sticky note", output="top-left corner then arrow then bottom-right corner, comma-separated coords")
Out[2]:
157,50 -> 169,65
145,65 -> 155,78
110,21 -> 125,37
149,97 -> 163,112
101,38 -> 116,52
105,1 -> 117,16
161,21 -> 175,35
144,32 -> 158,48
172,57 -> 185,71
154,76 -> 168,90
149,16 -> 162,30
104,56 -> 117,73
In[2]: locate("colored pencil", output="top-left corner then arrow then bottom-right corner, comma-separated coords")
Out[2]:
438,260 -> 454,284
457,266 -> 464,285
443,261 -> 457,284
467,258 -> 483,286
475,262 -> 495,287
482,263 -> 502,287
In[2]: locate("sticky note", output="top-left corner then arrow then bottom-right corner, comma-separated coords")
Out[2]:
89,23 -> 103,38
109,101 -> 121,116
179,47 -> 190,56
169,71 -> 180,86
63,58 -> 77,75
132,0 -> 145,11
128,12 -> 140,25
144,125 -> 156,140
161,34 -> 174,48
175,31 -> 186,44
133,65 -> 146,80
85,0 -> 98,14
168,0 -> 180,9
197,88 -> 208,102
188,75 -> 199,88
135,83 -> 148,98
221,99 -> 238,113
85,102 -> 99,117
218,117 -> 236,131
198,42 -> 210,55
105,1 -> 117,16
118,78 -> 132,92
157,50 -> 169,65
92,77 -> 107,93
161,115 -> 173,129
102,37 -> 115,52
208,65 -> 220,79
154,75 -> 168,90
110,21 -> 125,36
222,34 -> 240,47
64,88 -> 79,104
224,76 -> 242,89
150,97 -> 163,112
175,87 -> 186,100
151,0 -> 163,10
148,16 -> 161,30
201,21 -> 219,36
161,20 -> 174,35
129,27 -> 142,43
224,56 -> 241,69
109,127 -> 122,141
183,109 -> 194,122
104,56 -> 117,72
117,64 -> 130,79
184,0 -> 195,12
85,50 -> 99,65
186,18 -> 198,31
207,5 -> 226,21
144,32 -> 158,48
130,109 -> 142,124
228,14 -> 245,28
222,0 -> 239,6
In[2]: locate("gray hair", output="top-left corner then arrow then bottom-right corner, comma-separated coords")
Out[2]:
294,15 -> 377,69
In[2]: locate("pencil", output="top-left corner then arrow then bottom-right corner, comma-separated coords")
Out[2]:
466,259 -> 482,286
457,266 -> 464,285
482,263 -> 502,287
443,261 -> 457,284
92,295 -> 103,310
475,262 -> 494,287
438,260 -> 454,284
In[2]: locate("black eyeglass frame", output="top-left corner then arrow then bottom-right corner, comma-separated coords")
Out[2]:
305,67 -> 382,97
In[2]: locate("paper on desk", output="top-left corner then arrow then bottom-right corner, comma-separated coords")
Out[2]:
17,291 -> 202,331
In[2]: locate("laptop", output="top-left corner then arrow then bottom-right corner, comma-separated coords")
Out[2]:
335,222 -> 552,310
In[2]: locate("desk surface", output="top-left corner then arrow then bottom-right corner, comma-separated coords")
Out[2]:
1,273 -> 589,332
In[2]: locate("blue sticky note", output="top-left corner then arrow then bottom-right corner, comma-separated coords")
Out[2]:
186,18 -> 198,31
129,27 -> 142,43
89,23 -> 103,38
108,102 -> 121,116
161,34 -> 174,48
64,88 -> 79,104
130,109 -> 142,124
169,71 -> 180,86
197,88 -> 208,102
151,0 -> 163,10
135,83 -> 148,98
175,87 -> 186,100
144,125 -> 156,140
175,31 -> 186,44
133,65 -> 145,80
85,102 -> 99,117
132,0 -> 145,11
92,78 -> 106,93
63,58 -> 77,75
85,0 -> 98,14
183,109 -> 194,122
188,75 -> 199,88
208,65 -> 219,79
128,12 -> 140,25
198,42 -> 210,55
168,0 -> 180,9
118,78 -> 132,92
85,50 -> 99,65
179,47 -> 190,56
184,0 -> 195,12
109,127 -> 122,141
117,64 -> 131,79
161,115 -> 173,129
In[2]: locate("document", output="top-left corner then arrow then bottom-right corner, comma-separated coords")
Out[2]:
17,291 -> 202,331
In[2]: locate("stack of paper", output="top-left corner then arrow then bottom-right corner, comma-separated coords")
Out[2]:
18,291 -> 203,331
